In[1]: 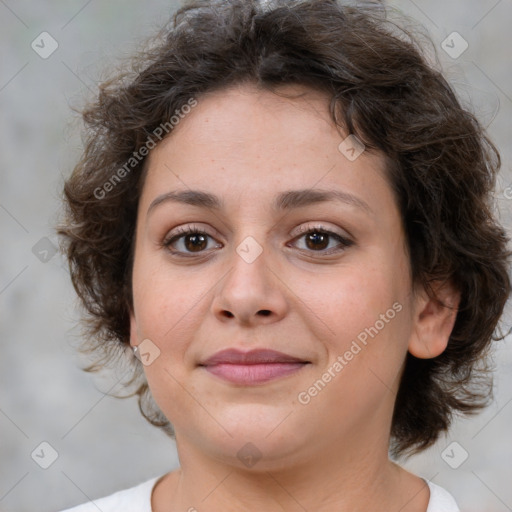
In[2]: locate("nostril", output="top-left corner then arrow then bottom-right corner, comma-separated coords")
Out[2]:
258,310 -> 271,316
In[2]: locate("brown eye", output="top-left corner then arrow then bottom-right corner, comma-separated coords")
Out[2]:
163,227 -> 221,255
292,228 -> 353,254
305,231 -> 329,250
183,233 -> 208,252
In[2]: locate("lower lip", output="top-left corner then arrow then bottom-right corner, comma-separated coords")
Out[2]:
202,362 -> 308,385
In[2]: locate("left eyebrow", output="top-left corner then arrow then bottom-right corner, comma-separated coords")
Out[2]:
146,187 -> 373,216
273,188 -> 373,215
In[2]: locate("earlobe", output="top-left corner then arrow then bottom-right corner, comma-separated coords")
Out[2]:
408,279 -> 461,359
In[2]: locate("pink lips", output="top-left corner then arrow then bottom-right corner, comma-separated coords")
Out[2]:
199,349 -> 309,385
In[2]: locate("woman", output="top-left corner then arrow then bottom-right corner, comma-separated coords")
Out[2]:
57,0 -> 511,510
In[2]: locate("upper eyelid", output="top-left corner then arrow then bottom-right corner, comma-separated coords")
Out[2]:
290,223 -> 344,237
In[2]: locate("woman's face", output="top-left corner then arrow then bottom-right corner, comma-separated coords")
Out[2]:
129,83 -> 425,468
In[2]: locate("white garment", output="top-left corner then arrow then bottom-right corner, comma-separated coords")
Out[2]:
425,480 -> 461,512
59,475 -> 460,511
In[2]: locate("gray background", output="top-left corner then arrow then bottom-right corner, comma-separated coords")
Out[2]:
1,1 -> 511,511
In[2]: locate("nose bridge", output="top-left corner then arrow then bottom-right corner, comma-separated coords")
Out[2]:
235,234 -> 265,266
212,231 -> 288,324
227,233 -> 270,296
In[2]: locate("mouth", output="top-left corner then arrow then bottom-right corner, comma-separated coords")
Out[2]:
199,348 -> 311,385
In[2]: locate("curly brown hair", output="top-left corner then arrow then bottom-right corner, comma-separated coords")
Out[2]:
57,0 -> 511,459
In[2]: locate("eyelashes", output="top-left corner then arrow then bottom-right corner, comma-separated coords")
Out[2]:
290,227 -> 353,253
162,226 -> 220,256
161,224 -> 354,258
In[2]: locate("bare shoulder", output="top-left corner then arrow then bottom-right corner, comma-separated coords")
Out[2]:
393,464 -> 431,512
151,470 -> 181,512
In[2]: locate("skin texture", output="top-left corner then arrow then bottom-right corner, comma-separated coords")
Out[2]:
128,83 -> 460,512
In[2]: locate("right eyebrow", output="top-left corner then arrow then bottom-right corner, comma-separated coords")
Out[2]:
147,190 -> 223,216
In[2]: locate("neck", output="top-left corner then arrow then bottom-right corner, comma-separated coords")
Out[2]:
153,428 -> 429,512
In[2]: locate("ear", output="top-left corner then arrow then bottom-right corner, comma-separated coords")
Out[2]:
408,279 -> 461,359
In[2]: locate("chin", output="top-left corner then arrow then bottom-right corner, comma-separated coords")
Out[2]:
182,407 -> 310,465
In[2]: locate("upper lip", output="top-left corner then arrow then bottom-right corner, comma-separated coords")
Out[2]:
200,349 -> 309,366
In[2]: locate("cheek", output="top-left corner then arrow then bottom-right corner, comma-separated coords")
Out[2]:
131,254 -> 201,341
292,274 -> 410,421
292,251 -> 412,397
130,268 -> 202,413
295,261 -> 407,348
131,264 -> 204,421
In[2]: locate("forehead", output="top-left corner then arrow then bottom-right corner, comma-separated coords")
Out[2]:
162,83 -> 342,156
140,83 -> 394,216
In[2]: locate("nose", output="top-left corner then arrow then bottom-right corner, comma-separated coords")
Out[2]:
211,239 -> 289,327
